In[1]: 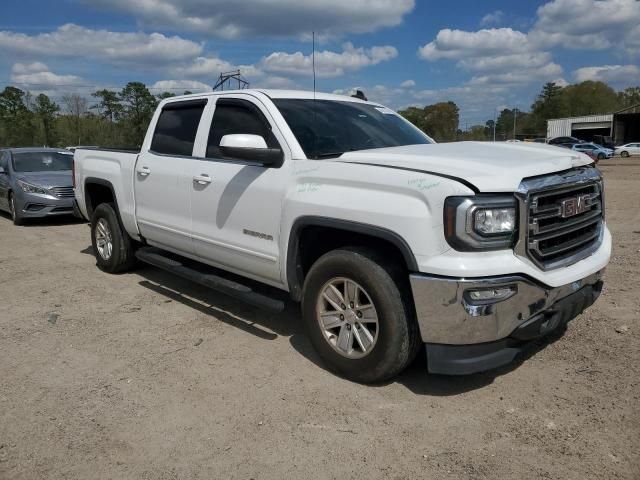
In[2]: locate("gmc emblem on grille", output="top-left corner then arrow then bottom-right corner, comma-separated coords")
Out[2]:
561,194 -> 592,218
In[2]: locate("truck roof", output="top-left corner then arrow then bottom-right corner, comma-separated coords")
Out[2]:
167,89 -> 380,106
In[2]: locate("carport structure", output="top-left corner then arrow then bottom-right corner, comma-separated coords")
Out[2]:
612,104 -> 640,145
547,104 -> 640,145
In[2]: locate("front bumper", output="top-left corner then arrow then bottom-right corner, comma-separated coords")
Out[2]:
16,192 -> 74,218
410,270 -> 604,375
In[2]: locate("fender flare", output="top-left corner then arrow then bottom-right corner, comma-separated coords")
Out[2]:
286,216 -> 418,301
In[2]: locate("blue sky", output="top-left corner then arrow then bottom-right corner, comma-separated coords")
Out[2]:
1,0 -> 639,126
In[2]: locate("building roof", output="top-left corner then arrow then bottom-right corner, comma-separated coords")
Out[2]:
615,103 -> 640,114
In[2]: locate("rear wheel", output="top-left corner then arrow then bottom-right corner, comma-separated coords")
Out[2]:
597,152 -> 605,160
90,202 -> 136,273
8,193 -> 24,226
301,248 -> 420,383
621,151 -> 629,158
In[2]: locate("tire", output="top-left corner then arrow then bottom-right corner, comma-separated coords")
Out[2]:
90,202 -> 136,273
621,151 -> 629,158
597,153 -> 605,160
8,192 -> 24,226
301,247 -> 420,383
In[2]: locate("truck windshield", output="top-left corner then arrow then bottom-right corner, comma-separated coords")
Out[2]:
273,99 -> 432,159
12,152 -> 73,172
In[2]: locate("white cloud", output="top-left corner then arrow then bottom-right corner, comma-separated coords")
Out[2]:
574,64 -> 640,84
174,56 -> 261,79
531,0 -> 640,53
151,80 -> 212,93
11,62 -> 86,88
0,24 -> 203,66
260,43 -> 398,78
418,28 -> 533,61
459,52 -> 554,72
84,0 -> 415,39
468,62 -> 563,86
400,79 -> 416,88
480,10 -> 504,27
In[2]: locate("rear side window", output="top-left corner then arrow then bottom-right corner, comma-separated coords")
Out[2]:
207,99 -> 279,158
151,100 -> 207,156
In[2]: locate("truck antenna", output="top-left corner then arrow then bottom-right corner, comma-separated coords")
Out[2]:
312,31 -> 316,98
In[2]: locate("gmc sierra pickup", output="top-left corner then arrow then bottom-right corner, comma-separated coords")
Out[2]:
73,90 -> 611,382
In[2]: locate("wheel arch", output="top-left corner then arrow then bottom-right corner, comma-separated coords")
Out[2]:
84,177 -> 118,219
286,216 -> 418,301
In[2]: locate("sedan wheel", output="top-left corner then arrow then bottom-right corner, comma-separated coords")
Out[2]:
316,277 -> 379,359
9,193 -> 24,226
621,151 -> 629,158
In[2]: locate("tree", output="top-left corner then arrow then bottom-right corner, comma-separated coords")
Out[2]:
399,101 -> 459,142
92,89 -> 123,123
156,91 -> 176,101
617,86 -> 640,109
119,82 -> 157,147
62,93 -> 88,145
33,94 -> 59,146
0,86 -> 33,146
530,82 -> 566,132
562,81 -> 618,116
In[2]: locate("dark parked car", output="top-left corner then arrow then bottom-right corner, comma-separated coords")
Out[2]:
0,148 -> 75,225
549,136 -> 584,145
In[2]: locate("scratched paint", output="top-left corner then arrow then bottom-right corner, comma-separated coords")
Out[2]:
297,182 -> 321,193
408,178 -> 441,191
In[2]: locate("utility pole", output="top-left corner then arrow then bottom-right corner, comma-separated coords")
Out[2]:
513,107 -> 518,140
493,109 -> 497,142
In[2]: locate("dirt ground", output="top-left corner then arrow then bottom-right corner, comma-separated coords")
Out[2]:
0,159 -> 638,480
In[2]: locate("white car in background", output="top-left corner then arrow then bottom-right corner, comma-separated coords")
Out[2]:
614,143 -> 640,157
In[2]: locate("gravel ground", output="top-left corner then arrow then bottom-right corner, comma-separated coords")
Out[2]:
0,158 -> 638,479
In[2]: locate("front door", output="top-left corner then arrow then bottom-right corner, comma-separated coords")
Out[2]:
189,95 -> 289,284
134,99 -> 208,254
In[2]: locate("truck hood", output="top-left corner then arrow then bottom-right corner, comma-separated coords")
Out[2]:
15,170 -> 72,188
335,142 -> 593,192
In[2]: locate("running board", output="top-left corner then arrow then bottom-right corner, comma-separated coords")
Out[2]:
135,247 -> 285,312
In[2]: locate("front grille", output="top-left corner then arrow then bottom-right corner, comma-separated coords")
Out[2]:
50,186 -> 74,198
518,168 -> 604,270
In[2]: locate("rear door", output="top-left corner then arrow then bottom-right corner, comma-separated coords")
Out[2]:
134,99 -> 207,254
189,95 -> 290,284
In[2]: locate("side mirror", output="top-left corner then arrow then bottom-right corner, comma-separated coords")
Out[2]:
219,134 -> 283,166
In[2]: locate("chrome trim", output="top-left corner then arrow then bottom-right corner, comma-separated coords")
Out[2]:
410,270 -> 604,344
514,167 -> 604,271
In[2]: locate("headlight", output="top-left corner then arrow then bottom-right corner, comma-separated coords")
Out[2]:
444,195 -> 518,251
17,180 -> 48,195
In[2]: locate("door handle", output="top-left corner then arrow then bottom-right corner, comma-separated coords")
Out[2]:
137,166 -> 151,176
193,174 -> 212,185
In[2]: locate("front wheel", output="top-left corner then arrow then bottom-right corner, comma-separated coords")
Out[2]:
621,151 -> 629,158
301,248 -> 420,383
9,193 -> 24,226
90,202 -> 136,273
597,152 -> 605,160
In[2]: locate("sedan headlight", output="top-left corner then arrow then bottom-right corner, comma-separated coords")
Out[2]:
17,180 -> 48,195
444,195 -> 518,251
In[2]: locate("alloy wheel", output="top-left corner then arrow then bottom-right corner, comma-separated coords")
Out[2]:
316,277 -> 379,359
95,218 -> 113,260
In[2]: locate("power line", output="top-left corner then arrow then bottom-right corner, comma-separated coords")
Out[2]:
0,80 -> 210,92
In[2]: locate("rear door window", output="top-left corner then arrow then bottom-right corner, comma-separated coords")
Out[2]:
150,100 -> 207,156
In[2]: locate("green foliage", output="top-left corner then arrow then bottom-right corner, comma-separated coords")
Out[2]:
398,101 -> 459,142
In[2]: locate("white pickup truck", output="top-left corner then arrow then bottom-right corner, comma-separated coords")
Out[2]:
73,90 -> 611,382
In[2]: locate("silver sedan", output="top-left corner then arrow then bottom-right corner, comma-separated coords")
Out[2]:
0,148 -> 75,225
